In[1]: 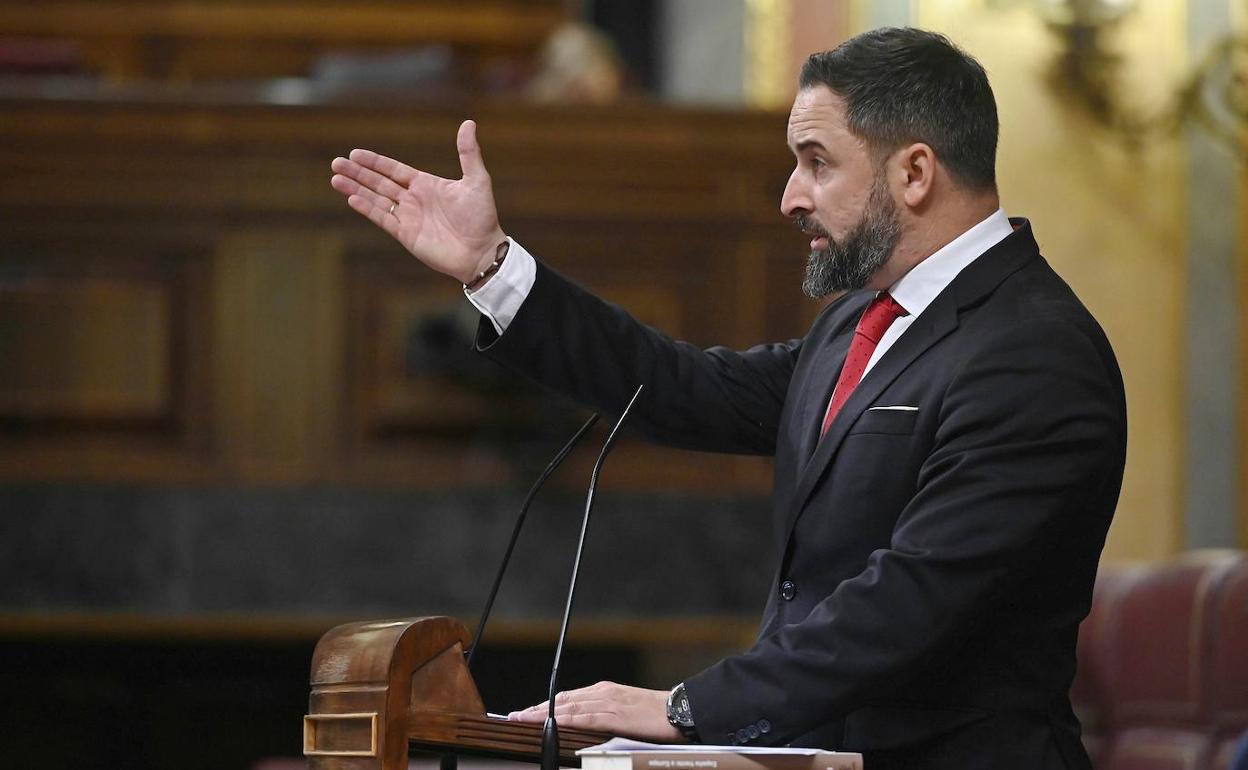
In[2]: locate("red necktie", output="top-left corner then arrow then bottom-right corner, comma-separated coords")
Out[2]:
820,293 -> 908,439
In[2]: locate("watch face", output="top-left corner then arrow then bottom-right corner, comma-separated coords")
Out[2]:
669,686 -> 695,727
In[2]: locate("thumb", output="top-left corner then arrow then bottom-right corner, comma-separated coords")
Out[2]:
457,119 -> 489,181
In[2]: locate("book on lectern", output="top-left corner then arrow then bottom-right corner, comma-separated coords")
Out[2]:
577,738 -> 863,770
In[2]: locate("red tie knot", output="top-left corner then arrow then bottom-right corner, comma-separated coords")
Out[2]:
858,292 -> 908,343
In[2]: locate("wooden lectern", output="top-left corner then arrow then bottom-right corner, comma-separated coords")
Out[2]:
304,616 -> 608,768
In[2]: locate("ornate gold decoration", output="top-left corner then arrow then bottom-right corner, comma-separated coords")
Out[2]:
1005,0 -> 1247,156
1183,35 -> 1248,153
1034,0 -> 1160,138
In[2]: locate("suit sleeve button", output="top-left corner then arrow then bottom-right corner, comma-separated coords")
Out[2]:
758,719 -> 771,734
746,725 -> 760,740
736,728 -> 750,743
779,580 -> 796,601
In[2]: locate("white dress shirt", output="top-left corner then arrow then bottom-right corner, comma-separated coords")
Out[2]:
466,209 -> 1015,367
863,207 -> 1013,376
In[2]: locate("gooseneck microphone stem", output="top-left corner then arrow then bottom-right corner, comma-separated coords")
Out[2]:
466,413 -> 601,669
442,413 -> 601,770
542,384 -> 644,770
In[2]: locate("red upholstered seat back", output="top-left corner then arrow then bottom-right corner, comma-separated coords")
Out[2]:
1074,567 -> 1142,765
1207,559 -> 1248,734
1073,551 -> 1248,770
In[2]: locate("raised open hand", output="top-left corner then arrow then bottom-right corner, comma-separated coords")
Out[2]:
330,119 -> 506,285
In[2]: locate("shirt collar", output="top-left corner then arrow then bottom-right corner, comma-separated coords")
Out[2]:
886,207 -> 1013,316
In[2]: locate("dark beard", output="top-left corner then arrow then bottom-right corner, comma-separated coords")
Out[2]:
800,174 -> 901,298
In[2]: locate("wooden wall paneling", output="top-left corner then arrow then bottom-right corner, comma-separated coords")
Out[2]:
0,241 -> 215,480
733,239 -> 770,348
0,91 -> 807,490
336,243 -> 522,487
0,1 -> 565,45
0,1 -> 566,81
0,281 -> 169,418
730,235 -> 781,491
370,286 -> 483,432
212,229 -> 345,483
487,133 -> 790,229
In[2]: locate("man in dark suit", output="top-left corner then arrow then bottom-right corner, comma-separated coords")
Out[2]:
330,27 -> 1126,770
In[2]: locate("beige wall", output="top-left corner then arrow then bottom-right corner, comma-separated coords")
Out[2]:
1239,0 -> 1248,551
916,2 -> 1189,561
1238,0 -> 1248,544
1242,164 -> 1248,549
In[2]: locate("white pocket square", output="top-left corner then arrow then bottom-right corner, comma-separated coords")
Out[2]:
867,405 -> 919,412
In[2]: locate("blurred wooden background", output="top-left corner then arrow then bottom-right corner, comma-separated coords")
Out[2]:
0,0 -> 565,82
0,3 -> 806,766
0,89 -> 808,490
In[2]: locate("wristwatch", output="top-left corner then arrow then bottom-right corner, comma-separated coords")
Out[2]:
666,682 -> 700,741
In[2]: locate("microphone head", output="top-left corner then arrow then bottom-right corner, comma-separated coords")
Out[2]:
541,715 -> 561,770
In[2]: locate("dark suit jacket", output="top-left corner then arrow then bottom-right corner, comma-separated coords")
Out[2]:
477,220 -> 1127,770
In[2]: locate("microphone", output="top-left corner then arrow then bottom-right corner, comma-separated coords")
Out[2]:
466,412 -> 602,669
439,412 -> 601,770
542,384 -> 645,770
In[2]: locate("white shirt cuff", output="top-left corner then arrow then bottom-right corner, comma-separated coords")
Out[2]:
463,236 -> 537,336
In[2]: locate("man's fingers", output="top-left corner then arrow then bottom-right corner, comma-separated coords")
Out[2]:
347,148 -> 419,187
329,172 -> 360,197
331,157 -> 408,201
346,194 -> 400,240
549,700 -> 614,731
507,700 -> 547,723
456,120 -> 490,181
337,178 -> 397,216
505,684 -> 676,742
507,692 -> 582,723
508,693 -> 613,722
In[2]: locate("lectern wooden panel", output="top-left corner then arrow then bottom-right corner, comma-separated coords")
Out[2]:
306,616 -> 608,769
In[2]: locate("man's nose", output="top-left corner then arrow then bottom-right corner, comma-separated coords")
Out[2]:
780,168 -> 809,219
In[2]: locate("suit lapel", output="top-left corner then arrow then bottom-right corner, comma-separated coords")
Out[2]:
778,218 -> 1042,555
783,297 -> 959,543
796,299 -> 867,465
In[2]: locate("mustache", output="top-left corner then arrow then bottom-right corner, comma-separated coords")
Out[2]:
795,215 -> 829,239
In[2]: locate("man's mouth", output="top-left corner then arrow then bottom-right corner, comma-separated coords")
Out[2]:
796,217 -> 830,251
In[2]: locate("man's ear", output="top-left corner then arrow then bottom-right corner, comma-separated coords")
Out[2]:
896,142 -> 936,208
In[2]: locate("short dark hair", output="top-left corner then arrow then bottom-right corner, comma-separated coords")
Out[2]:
799,27 -> 998,192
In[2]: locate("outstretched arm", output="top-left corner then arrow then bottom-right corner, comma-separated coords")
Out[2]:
332,124 -> 800,455
329,119 -> 506,285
